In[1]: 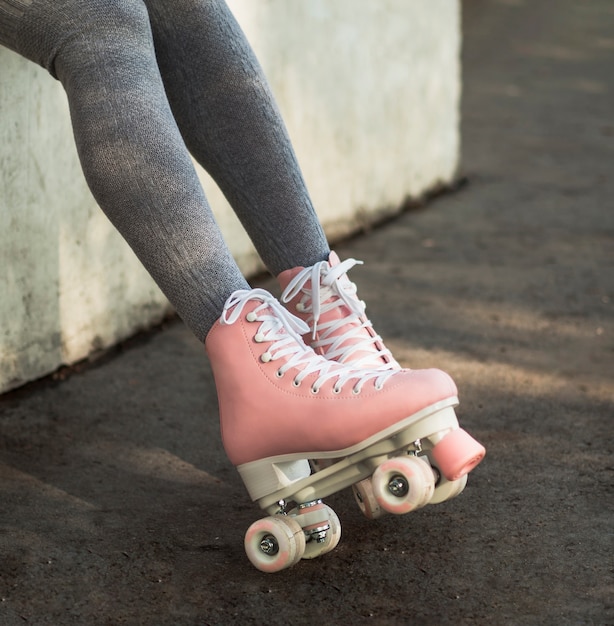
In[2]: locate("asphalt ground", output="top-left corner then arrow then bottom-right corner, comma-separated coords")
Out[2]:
1,0 -> 612,624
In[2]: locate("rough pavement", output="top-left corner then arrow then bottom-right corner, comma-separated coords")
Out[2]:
1,0 -> 613,624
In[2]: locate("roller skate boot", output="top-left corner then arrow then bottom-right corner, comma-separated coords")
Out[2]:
205,288 -> 485,572
279,252 -> 485,514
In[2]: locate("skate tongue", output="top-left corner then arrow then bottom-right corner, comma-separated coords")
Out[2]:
320,258 -> 364,314
279,255 -> 395,369
328,250 -> 341,266
280,256 -> 364,336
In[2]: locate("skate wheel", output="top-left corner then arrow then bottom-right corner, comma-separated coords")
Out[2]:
430,473 -> 468,504
372,456 -> 435,515
302,505 -> 341,559
431,428 -> 486,481
352,478 -> 383,520
415,455 -> 437,505
244,516 -> 306,573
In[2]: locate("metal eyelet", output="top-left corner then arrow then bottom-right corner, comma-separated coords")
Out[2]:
276,370 -> 284,378
292,379 -> 301,388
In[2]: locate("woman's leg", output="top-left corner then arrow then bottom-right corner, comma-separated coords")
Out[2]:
143,0 -> 331,276
1,0 -> 250,341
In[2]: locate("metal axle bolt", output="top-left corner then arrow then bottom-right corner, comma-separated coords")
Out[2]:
259,536 -> 279,555
388,475 -> 409,498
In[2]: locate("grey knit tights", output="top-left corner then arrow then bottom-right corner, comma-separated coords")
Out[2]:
0,0 -> 330,340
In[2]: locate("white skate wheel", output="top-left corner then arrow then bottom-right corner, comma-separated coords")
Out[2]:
352,478 -> 383,520
415,455 -> 437,505
431,428 -> 486,481
372,456 -> 435,515
430,473 -> 468,504
244,516 -> 306,573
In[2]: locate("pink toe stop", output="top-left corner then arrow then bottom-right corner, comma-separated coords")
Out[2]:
431,428 -> 486,481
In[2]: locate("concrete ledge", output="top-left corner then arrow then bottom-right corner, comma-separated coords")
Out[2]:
0,0 -> 460,392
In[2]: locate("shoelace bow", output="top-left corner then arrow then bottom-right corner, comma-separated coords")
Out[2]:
281,258 -> 394,368
222,289 -> 394,392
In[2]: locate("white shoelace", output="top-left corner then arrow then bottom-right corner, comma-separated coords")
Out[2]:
281,259 -> 395,369
222,289 -> 395,392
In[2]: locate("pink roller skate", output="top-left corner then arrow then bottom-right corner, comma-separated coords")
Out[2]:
279,252 -> 485,516
206,288 -> 484,572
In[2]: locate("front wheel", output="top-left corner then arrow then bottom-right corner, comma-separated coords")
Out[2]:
372,456 -> 435,515
430,473 -> 468,504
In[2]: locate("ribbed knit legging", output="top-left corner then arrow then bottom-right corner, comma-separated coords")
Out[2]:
0,0 -> 330,340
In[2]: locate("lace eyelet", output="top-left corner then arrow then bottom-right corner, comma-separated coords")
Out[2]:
260,352 -> 272,363
246,312 -> 257,322
311,386 -> 320,394
254,332 -> 265,343
352,387 -> 361,395
296,303 -> 305,313
292,379 -> 301,388
375,383 -> 383,391
276,370 -> 284,378
332,386 -> 341,394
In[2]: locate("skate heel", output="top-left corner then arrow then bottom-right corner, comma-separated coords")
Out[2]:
239,459 -> 346,572
237,457 -> 312,503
